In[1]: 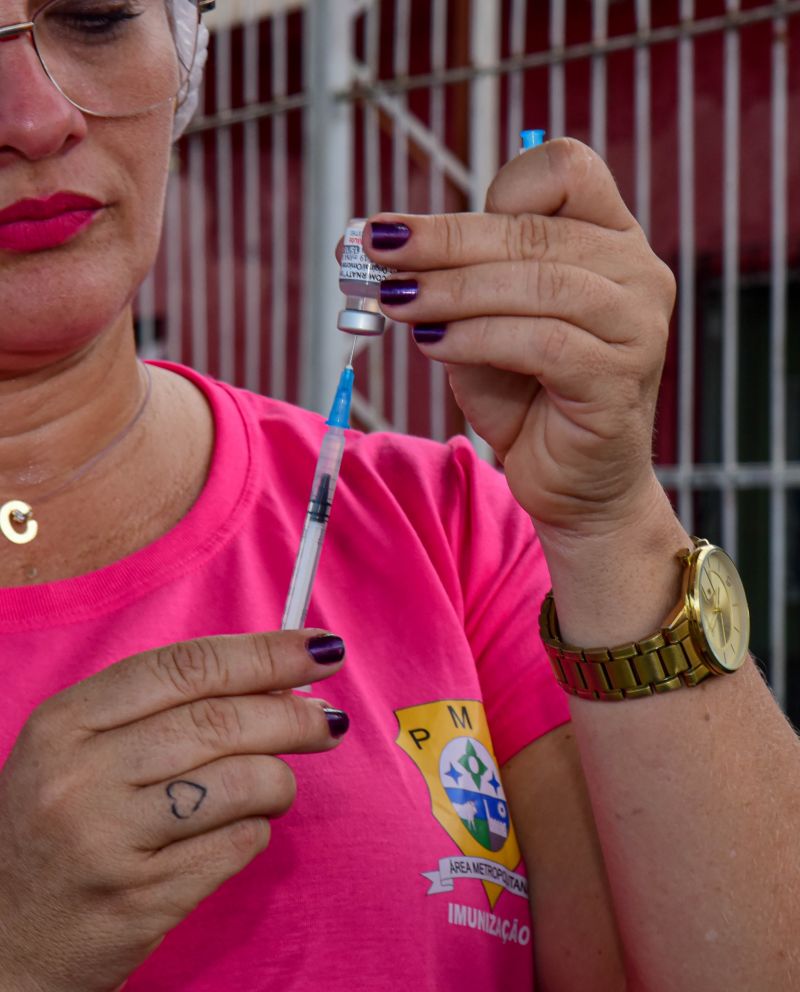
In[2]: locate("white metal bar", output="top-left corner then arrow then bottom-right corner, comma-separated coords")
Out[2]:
215,25 -> 235,383
188,132 -> 208,374
549,0 -> 566,138
634,0 -> 651,238
346,3 -> 800,97
271,10 -> 289,400
591,0 -> 609,159
363,1 -> 385,423
392,0 -> 411,434
301,0 -> 355,414
165,150 -> 183,364
677,0 -> 695,532
721,0 -> 740,561
243,0 -> 262,394
351,62 -> 474,196
770,4 -> 788,703
429,0 -> 447,443
655,463 -> 800,488
506,0 -> 527,160
136,269 -> 157,358
468,0 -> 501,461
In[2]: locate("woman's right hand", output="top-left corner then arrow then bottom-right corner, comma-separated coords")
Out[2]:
0,630 -> 348,992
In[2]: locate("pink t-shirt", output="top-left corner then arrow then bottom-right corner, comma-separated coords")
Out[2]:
0,362 -> 569,990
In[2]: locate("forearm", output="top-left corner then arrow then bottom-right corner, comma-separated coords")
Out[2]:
539,480 -> 800,992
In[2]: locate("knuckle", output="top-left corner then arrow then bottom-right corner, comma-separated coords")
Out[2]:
248,635 -> 281,687
540,321 -> 572,369
446,265 -> 470,306
18,704 -> 52,751
35,771 -> 75,823
656,258 -> 677,308
512,213 -> 550,263
267,758 -> 298,816
530,261 -> 566,304
149,638 -> 228,701
276,694 -> 316,750
218,760 -> 250,807
434,213 -> 464,261
187,697 -> 244,751
228,818 -> 270,857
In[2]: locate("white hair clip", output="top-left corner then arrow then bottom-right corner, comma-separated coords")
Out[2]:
172,0 -> 211,140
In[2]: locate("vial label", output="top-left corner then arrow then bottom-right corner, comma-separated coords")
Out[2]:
340,221 -> 393,287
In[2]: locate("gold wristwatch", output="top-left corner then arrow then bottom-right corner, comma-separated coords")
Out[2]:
539,539 -> 751,701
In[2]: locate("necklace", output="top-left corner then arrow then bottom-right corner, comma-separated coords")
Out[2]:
0,363 -> 153,546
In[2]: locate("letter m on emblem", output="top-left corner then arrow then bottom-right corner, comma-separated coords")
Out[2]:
447,705 -> 472,730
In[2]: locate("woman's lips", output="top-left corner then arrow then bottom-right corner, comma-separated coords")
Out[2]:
0,193 -> 104,253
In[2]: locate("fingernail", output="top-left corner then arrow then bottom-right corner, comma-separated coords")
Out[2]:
380,278 -> 419,306
323,707 -> 350,738
369,222 -> 411,251
413,323 -> 447,345
306,634 -> 345,664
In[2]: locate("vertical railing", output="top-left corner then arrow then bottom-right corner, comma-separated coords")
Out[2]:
301,0 -> 354,414
269,9 -> 288,400
141,0 -> 800,714
677,0 -> 696,533
242,0 -> 262,395
468,0 -> 500,461
590,0 -> 609,160
721,0 -> 741,564
391,0 -> 411,435
429,0 -> 448,443
770,0 -> 789,700
215,22 -> 235,384
549,0 -> 566,138
634,0 -> 651,239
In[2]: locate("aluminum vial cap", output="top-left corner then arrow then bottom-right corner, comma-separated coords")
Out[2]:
337,307 -> 386,336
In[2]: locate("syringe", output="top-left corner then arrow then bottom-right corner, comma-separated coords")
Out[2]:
281,352 -> 355,633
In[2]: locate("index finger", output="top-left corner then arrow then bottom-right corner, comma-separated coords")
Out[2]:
51,630 -> 346,733
485,136 -> 637,232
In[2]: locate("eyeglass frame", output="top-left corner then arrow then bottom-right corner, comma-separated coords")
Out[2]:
0,0 -> 216,117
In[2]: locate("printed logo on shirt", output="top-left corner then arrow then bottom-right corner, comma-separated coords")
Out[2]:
395,699 -> 528,910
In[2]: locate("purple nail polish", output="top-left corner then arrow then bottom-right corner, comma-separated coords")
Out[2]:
413,323 -> 447,345
306,635 -> 345,664
323,708 -> 350,738
380,279 -> 419,306
370,222 -> 411,251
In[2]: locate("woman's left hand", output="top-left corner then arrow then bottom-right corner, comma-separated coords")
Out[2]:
365,138 -> 676,548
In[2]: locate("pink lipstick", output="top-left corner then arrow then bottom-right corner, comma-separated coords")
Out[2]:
0,192 -> 103,252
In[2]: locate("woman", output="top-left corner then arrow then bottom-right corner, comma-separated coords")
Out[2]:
0,1 -> 797,990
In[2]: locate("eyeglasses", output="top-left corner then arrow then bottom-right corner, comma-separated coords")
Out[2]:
0,0 -> 213,118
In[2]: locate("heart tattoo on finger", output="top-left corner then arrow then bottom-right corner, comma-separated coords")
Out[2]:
166,780 -> 208,820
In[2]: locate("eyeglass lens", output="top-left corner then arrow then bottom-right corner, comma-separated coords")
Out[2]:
32,0 -> 197,118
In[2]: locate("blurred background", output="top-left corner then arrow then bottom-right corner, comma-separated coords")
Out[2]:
135,0 -> 800,723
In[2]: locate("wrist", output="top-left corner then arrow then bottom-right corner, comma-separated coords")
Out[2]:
536,475 -> 691,647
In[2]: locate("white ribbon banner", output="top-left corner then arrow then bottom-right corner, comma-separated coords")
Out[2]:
422,856 -> 528,898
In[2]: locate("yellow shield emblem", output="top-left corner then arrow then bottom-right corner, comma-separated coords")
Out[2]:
395,699 -> 527,910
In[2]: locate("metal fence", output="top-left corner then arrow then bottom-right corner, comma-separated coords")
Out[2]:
136,0 -> 800,721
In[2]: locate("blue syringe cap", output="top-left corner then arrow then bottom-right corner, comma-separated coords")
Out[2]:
326,366 -> 355,429
520,129 -> 547,150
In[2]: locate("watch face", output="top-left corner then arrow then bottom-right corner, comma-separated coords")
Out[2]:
695,548 -> 750,674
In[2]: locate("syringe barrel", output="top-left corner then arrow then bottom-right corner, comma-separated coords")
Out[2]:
308,427 -> 346,523
281,426 -> 346,631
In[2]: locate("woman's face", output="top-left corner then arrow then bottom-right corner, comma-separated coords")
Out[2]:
0,0 -> 175,371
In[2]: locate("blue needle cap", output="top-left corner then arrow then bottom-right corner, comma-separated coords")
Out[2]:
520,129 -> 547,150
326,366 -> 354,429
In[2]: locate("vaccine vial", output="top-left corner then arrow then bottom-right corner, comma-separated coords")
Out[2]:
337,219 -> 394,336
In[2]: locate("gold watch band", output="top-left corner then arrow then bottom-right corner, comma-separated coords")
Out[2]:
539,593 -> 712,701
